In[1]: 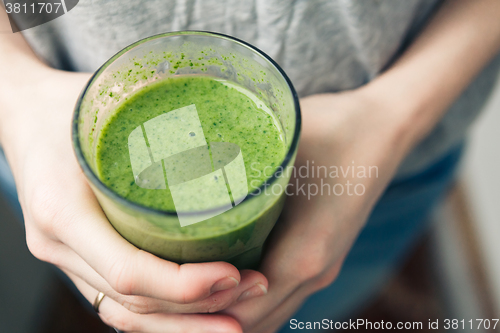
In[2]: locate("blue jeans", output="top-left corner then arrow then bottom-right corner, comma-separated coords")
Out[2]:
0,144 -> 463,329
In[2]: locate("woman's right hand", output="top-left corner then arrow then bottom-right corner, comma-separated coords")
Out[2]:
0,65 -> 267,333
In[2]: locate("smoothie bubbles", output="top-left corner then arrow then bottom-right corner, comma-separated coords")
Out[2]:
128,104 -> 248,227
72,32 -> 301,269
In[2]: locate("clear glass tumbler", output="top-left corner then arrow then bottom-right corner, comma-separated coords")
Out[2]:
72,31 -> 301,270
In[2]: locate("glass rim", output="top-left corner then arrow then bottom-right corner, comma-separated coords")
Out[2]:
72,30 -> 301,217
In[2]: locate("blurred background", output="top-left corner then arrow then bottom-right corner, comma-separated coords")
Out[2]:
1,76 -> 499,332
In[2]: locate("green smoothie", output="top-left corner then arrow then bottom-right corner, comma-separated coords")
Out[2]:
95,75 -> 287,267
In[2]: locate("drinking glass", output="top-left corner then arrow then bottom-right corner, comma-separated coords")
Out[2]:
72,31 -> 301,269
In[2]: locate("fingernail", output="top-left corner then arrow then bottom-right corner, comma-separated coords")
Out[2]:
237,283 -> 267,302
211,276 -> 239,293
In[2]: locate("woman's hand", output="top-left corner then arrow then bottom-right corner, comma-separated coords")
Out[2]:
222,88 -> 413,333
223,0 -> 500,329
0,68 -> 268,333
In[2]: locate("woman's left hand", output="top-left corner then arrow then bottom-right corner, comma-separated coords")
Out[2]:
222,87 -> 414,333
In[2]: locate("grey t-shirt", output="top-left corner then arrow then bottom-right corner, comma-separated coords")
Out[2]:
19,0 -> 500,178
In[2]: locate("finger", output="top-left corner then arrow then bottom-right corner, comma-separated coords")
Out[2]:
53,175 -> 245,303
222,279 -> 307,333
221,241 -> 315,327
222,277 -> 293,328
65,270 -> 243,333
229,264 -> 342,333
58,247 -> 268,314
248,283 -> 314,333
246,277 -> 329,333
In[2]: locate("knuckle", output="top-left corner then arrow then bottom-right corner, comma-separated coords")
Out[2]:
121,297 -> 154,315
292,238 -> 336,283
108,260 -> 138,296
205,295 -> 233,313
295,255 -> 327,283
176,287 -> 202,304
312,271 -> 337,290
28,185 -> 69,237
25,230 -> 57,264
172,264 -> 212,304
101,311 -> 139,332
311,264 -> 341,291
169,277 -> 202,304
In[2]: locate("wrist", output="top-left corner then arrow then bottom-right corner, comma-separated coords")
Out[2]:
0,69 -> 90,179
358,74 -> 435,159
0,65 -> 58,145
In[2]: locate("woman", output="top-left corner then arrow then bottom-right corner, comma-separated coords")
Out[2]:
1,0 -> 499,332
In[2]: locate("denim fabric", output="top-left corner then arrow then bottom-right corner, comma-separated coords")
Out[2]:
0,148 -> 22,217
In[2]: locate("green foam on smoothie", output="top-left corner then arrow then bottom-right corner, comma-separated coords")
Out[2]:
96,75 -> 286,215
